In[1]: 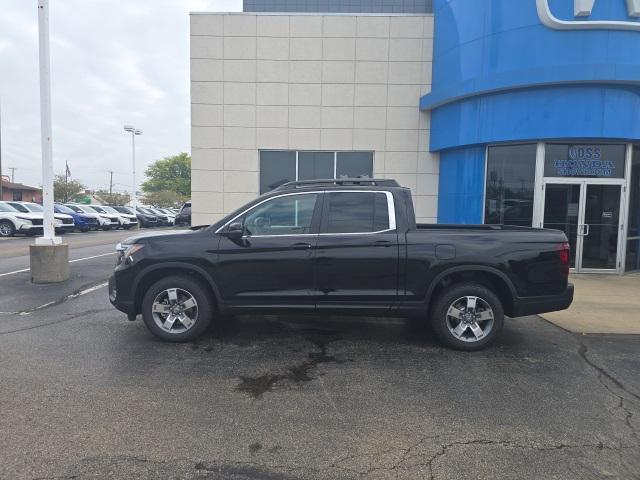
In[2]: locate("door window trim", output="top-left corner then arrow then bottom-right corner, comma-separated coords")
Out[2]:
215,190 -> 396,237
320,190 -> 396,236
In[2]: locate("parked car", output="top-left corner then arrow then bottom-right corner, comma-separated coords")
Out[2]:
0,202 -> 50,237
146,207 -> 174,226
109,178 -> 574,351
175,201 -> 191,226
103,205 -> 138,229
134,207 -> 160,228
6,201 -> 73,234
156,208 -> 177,225
65,204 -> 111,230
54,203 -> 99,232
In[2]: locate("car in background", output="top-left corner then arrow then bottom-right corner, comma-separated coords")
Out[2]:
112,206 -> 158,228
6,201 -> 73,234
146,207 -> 174,226
88,205 -> 132,230
65,204 -> 111,230
155,208 -> 177,225
103,205 -> 138,229
135,207 -> 161,228
175,201 -> 191,226
54,203 -> 99,232
0,201 -> 50,237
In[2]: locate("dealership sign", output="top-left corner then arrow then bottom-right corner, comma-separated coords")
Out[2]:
537,0 -> 640,31
552,147 -> 616,177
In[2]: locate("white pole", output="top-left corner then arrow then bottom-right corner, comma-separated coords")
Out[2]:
36,0 -> 59,245
131,131 -> 137,215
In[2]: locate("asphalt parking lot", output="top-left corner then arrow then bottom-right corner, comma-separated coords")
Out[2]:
0,233 -> 639,479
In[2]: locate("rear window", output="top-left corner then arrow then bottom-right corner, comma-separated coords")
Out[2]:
323,192 -> 390,234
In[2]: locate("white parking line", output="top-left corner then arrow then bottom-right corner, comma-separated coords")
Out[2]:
0,252 -> 113,277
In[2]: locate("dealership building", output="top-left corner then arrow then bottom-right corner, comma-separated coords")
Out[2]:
190,0 -> 640,274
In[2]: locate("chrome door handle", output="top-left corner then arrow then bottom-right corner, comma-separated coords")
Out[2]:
291,242 -> 312,250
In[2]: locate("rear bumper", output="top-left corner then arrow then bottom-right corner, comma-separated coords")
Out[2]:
510,283 -> 574,317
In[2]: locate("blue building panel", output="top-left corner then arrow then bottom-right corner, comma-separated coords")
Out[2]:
423,0 -> 640,223
243,0 -> 433,13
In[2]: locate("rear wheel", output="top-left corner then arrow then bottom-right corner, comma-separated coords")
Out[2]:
430,283 -> 504,351
0,220 -> 16,237
141,275 -> 213,342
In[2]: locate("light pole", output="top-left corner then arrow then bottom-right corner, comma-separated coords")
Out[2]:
30,0 -> 69,284
123,125 -> 142,215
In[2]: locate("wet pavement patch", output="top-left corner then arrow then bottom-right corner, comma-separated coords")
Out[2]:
236,335 -> 348,399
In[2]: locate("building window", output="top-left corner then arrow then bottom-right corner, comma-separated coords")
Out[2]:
484,144 -> 537,226
259,150 -> 374,194
12,191 -> 22,201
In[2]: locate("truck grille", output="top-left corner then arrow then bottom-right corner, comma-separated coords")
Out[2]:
32,219 -> 43,226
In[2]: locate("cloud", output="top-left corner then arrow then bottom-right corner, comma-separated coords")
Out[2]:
0,0 -> 241,192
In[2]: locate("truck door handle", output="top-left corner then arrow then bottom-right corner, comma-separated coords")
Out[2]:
291,242 -> 312,250
374,240 -> 392,246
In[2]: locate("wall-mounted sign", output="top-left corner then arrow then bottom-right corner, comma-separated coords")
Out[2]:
544,144 -> 626,179
537,0 -> 640,31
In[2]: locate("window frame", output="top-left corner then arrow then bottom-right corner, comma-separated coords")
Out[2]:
259,150 -> 374,194
319,190 -> 397,236
216,190 -> 396,237
217,191 -> 324,238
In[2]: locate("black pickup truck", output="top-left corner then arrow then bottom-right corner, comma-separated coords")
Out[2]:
109,179 -> 573,350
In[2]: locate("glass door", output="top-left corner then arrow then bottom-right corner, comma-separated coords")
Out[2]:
581,184 -> 621,270
543,183 -> 581,269
542,181 -> 624,273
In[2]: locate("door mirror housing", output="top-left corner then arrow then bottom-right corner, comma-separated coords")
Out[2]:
223,221 -> 244,239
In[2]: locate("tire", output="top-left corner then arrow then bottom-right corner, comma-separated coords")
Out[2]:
102,225 -> 111,231
141,275 -> 213,342
0,220 -> 16,237
430,282 -> 504,351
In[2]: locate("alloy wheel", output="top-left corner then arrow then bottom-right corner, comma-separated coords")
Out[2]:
151,287 -> 199,334
445,296 -> 495,343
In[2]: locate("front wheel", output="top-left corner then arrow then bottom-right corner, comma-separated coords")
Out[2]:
141,276 -> 213,342
101,225 -> 111,231
0,220 -> 16,237
430,283 -> 504,351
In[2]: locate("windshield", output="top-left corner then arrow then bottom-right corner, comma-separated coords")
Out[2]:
138,207 -> 152,214
113,206 -> 134,215
0,202 -> 19,213
88,206 -> 107,214
101,206 -> 119,215
65,204 -> 83,213
55,204 -> 75,214
8,202 -> 30,213
23,203 -> 43,212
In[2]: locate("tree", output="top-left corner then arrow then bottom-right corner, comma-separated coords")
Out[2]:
141,153 -> 191,197
96,190 -> 130,206
141,190 -> 185,208
54,174 -> 85,202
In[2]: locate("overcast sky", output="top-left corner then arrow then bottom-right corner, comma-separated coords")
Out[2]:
0,0 -> 242,192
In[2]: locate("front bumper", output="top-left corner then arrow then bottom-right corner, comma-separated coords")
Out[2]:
510,283 -> 574,317
109,274 -> 137,320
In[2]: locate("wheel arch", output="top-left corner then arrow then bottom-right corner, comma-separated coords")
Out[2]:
425,265 -> 517,316
132,262 -> 223,315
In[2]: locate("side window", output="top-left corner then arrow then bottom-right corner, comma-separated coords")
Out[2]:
324,192 -> 391,234
241,194 -> 318,236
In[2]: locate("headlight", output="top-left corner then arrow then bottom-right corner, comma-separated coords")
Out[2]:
116,243 -> 144,266
16,216 -> 33,223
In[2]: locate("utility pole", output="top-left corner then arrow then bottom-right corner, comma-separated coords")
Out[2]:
108,170 -> 114,195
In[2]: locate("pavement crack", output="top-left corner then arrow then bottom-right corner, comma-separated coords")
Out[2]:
14,280 -> 109,316
0,308 -> 110,335
577,340 -> 640,444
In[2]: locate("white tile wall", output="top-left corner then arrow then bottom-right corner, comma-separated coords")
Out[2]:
190,13 -> 438,225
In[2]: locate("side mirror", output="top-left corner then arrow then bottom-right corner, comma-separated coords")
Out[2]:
223,221 -> 244,239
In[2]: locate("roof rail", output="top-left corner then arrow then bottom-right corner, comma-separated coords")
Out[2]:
274,178 -> 400,191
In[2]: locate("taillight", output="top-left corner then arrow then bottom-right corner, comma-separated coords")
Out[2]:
558,242 -> 570,277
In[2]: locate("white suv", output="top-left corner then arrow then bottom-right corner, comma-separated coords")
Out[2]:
6,201 -> 75,234
0,201 -> 62,237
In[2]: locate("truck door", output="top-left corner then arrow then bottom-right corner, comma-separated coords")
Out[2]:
215,192 -> 322,311
315,191 -> 399,311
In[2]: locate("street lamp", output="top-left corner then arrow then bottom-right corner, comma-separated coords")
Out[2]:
123,125 -> 142,216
